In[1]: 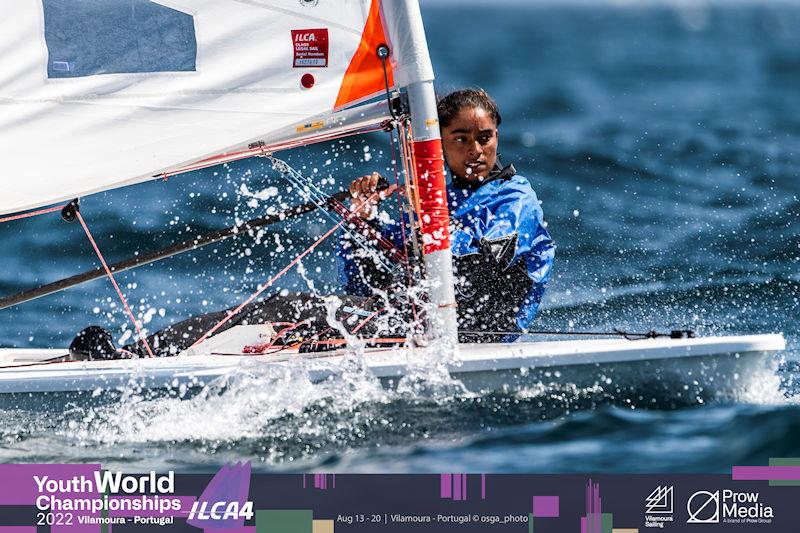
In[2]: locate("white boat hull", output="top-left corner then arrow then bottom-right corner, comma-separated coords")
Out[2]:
0,333 -> 785,402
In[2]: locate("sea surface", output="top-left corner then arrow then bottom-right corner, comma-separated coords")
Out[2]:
1,1 -> 798,473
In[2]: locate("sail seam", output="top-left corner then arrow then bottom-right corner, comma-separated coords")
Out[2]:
230,0 -> 362,35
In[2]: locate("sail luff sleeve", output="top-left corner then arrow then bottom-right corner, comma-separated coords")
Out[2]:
379,0 -> 435,87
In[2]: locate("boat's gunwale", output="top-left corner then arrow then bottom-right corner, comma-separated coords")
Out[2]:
0,333 -> 785,373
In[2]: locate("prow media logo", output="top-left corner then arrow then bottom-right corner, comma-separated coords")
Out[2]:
686,490 -> 720,524
687,489 -> 774,525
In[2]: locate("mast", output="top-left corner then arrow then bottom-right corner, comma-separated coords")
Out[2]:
382,1 -> 459,345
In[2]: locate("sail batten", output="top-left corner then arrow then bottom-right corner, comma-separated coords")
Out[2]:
0,0 -> 424,216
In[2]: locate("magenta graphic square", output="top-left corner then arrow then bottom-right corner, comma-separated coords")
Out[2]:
532,495 -> 559,517
440,474 -> 452,498
732,466 -> 800,480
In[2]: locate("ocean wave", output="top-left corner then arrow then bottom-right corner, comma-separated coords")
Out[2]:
328,402 -> 800,473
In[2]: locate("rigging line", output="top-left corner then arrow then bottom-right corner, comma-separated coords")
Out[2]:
288,292 -> 383,350
351,307 -> 387,333
387,129 -> 410,261
458,329 -> 695,340
75,212 -> 155,358
397,121 -> 427,300
399,122 -> 421,218
189,187 -> 391,351
387,126 -> 420,324
377,44 -> 398,121
0,190 -> 357,311
267,155 -> 403,274
325,196 -> 406,265
0,204 -> 64,224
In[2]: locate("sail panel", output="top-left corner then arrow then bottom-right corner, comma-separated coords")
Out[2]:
0,0 -> 407,216
334,0 -> 394,109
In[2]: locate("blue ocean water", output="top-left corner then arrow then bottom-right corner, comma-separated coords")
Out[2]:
1,1 -> 798,472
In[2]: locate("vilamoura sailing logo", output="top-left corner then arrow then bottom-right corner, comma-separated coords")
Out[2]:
644,486 -> 674,528
645,486 -> 673,514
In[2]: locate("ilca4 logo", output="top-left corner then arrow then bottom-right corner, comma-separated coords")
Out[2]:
188,501 -> 254,521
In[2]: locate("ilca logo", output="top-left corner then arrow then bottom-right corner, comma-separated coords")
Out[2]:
686,490 -> 720,524
644,486 -> 674,529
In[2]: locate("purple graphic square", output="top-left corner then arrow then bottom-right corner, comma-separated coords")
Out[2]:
0,464 -> 103,533
532,496 -> 559,517
0,464 -> 100,504
0,528 -> 38,533
453,474 -> 462,500
440,474 -> 452,498
732,466 -> 800,480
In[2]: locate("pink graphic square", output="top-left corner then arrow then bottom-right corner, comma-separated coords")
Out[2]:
532,495 -> 559,517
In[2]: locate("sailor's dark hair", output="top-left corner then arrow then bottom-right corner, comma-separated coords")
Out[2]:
437,88 -> 502,129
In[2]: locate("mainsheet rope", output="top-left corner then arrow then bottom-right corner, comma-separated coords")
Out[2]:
267,155 -> 405,274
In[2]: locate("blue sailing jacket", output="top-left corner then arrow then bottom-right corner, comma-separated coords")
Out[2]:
338,164 -> 555,340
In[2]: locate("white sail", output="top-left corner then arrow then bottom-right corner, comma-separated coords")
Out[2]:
0,0 -> 425,216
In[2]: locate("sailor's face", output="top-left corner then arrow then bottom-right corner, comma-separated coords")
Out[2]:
441,106 -> 498,182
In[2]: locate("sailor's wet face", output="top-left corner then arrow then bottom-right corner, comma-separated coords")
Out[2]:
441,106 -> 498,182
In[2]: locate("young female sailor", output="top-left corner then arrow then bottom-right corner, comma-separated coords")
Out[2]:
340,88 -> 555,342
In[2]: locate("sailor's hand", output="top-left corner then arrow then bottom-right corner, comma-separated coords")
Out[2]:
349,172 -> 386,219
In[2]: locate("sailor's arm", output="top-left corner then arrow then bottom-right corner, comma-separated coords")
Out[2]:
336,172 -> 402,295
348,172 -> 389,219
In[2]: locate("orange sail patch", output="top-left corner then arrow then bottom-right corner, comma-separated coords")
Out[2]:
334,0 -> 394,109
